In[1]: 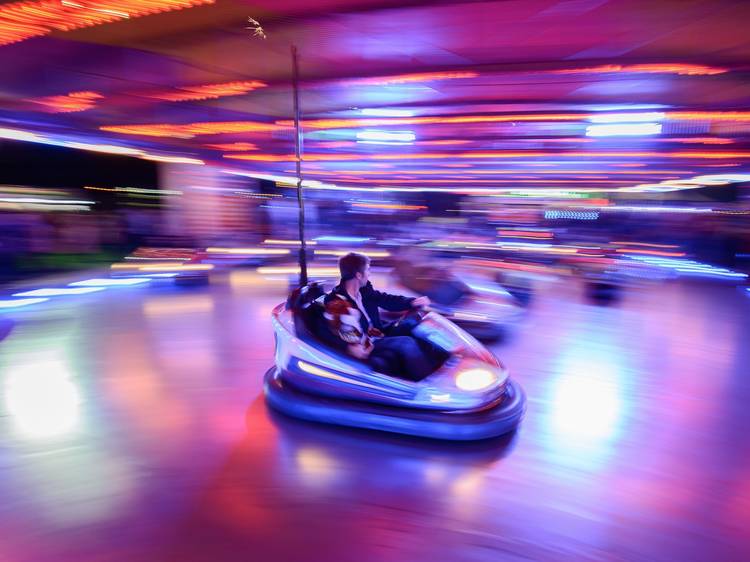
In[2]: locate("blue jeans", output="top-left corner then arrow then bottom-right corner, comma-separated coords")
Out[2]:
369,335 -> 435,381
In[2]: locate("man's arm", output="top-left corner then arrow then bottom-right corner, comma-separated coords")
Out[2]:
370,287 -> 431,311
370,287 -> 415,311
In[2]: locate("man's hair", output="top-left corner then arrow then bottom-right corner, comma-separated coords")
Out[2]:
339,252 -> 370,281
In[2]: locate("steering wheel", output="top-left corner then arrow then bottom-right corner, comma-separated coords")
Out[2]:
390,307 -> 429,336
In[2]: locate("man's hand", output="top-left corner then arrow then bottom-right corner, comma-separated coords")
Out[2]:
411,295 -> 431,308
348,342 -> 372,359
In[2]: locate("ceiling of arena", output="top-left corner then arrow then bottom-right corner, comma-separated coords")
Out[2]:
2,0 -> 750,191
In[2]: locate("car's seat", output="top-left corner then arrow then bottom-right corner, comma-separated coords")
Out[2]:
287,282 -> 327,341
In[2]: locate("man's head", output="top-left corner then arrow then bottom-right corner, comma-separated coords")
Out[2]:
339,252 -> 370,287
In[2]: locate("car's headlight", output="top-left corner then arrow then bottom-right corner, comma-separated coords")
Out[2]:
455,368 -> 496,391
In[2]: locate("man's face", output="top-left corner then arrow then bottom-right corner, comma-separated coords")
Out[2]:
357,263 -> 370,287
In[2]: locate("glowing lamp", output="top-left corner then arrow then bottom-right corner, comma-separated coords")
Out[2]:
455,369 -> 496,391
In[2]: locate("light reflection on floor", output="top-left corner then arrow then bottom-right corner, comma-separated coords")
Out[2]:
0,273 -> 748,561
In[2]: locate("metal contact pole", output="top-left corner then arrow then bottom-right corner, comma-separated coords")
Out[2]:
291,45 -> 308,286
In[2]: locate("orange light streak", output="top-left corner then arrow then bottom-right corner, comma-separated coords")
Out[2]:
276,113 -> 586,129
205,142 -> 259,151
666,111 -> 750,122
273,109 -> 750,131
666,137 -> 734,145
28,90 -> 102,113
552,63 -> 727,76
498,230 -> 553,239
143,80 -> 266,102
0,0 -> 215,46
347,71 -> 478,85
101,121 -> 279,138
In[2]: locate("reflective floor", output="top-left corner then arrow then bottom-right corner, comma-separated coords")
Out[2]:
1,271 -> 749,562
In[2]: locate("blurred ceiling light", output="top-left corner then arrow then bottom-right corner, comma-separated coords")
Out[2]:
277,113 -> 584,129
351,203 -> 426,210
624,173 -> 750,192
313,141 -> 356,148
225,149 -> 750,162
141,154 -> 204,165
280,108 -> 750,131
263,239 -> 317,245
498,230 -> 553,238
299,168 -> 687,176
257,266 -> 339,276
588,112 -> 665,123
0,298 -> 49,308
206,142 -> 258,151
206,247 -> 290,255
64,141 -> 144,156
0,128 -> 149,159
331,178 -> 633,185
0,0 -> 215,46
417,139 -> 473,146
100,121 -> 278,138
587,205 -> 712,213
348,71 -> 478,85
615,249 -> 685,257
85,186 -> 182,195
667,137 -> 733,144
586,123 -> 662,137
0,197 -> 93,205
0,127 -> 47,142
112,262 -> 185,270
666,111 -> 750,122
137,264 -> 213,272
13,287 -> 104,297
612,242 -> 679,248
314,250 -> 391,257
315,236 -> 372,243
357,140 -> 415,146
356,130 -> 416,143
28,91 -> 103,113
69,278 -> 150,287
552,63 -> 727,76
360,108 -> 415,117
627,255 -> 747,279
142,80 -> 266,102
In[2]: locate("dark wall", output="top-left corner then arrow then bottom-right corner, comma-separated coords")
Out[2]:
0,140 -> 158,190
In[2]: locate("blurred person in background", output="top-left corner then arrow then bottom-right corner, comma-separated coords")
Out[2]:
323,252 -> 439,381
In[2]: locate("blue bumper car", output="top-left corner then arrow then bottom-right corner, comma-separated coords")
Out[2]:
264,284 -> 526,440
387,262 -> 524,341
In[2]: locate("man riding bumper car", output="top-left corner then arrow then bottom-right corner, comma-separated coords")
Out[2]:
264,253 -> 527,440
321,252 -> 445,381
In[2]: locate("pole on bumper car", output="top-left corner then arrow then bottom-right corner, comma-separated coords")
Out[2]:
292,45 -> 308,287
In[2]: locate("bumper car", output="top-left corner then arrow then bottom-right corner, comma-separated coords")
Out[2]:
264,283 -> 526,441
387,263 -> 524,341
581,266 -> 625,303
110,247 -> 213,285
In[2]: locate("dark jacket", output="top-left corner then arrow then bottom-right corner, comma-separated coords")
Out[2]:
324,281 -> 415,336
